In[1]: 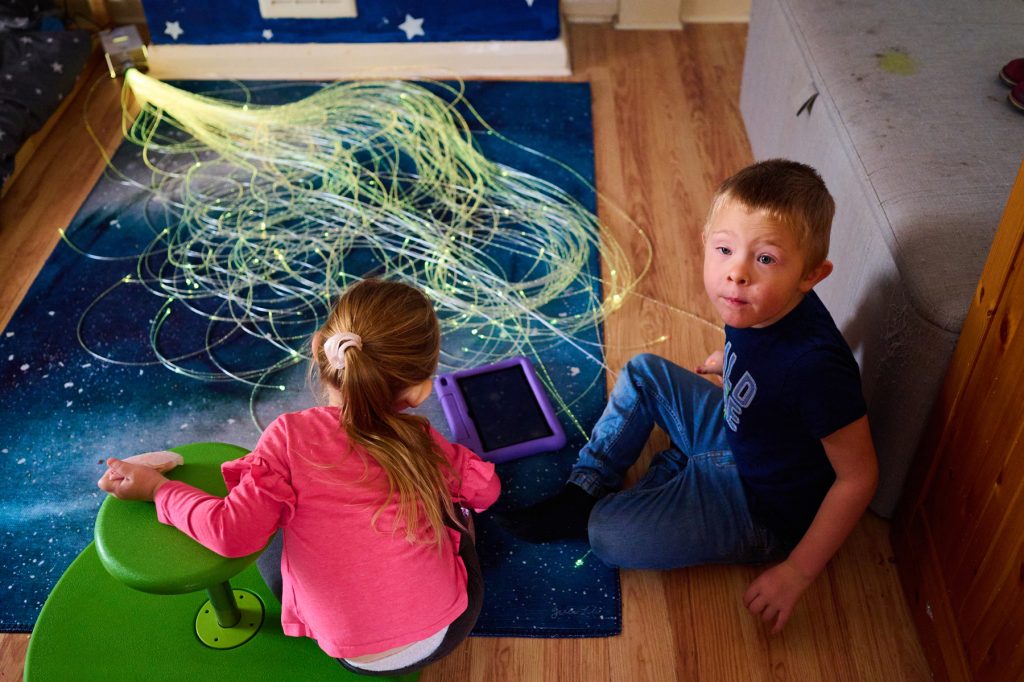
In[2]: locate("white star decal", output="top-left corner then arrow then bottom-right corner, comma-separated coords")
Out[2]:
526,0 -> 535,5
50,61 -> 63,73
398,14 -> 425,40
262,29 -> 273,40
164,21 -> 184,41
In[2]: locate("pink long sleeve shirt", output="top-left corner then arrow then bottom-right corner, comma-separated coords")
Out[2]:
154,406 -> 500,658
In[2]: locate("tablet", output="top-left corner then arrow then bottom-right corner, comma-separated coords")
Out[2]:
434,356 -> 567,463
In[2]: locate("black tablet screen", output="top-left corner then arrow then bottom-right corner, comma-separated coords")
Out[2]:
456,365 -> 554,452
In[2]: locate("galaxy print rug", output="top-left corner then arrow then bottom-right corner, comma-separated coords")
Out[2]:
0,80 -> 620,637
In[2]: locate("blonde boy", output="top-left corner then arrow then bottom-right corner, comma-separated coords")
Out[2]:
499,159 -> 878,632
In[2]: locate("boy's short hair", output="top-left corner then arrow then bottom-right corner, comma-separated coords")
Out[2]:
704,159 -> 835,270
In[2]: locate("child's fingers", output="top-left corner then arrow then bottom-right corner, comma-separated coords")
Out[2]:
742,578 -> 764,608
97,470 -> 120,493
695,362 -> 722,376
744,591 -> 766,615
107,461 -> 126,481
771,607 -> 793,634
98,458 -> 130,492
108,457 -> 140,480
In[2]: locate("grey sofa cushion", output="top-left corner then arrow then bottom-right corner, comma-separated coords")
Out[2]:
780,0 -> 1024,333
741,0 -> 1024,515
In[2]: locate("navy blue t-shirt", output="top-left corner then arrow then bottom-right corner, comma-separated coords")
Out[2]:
722,291 -> 866,546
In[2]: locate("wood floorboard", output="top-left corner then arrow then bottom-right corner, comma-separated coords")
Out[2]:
0,22 -> 932,681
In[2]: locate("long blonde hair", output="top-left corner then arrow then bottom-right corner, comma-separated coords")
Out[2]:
314,279 -> 459,547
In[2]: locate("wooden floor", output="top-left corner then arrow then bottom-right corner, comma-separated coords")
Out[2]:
0,23 -> 932,681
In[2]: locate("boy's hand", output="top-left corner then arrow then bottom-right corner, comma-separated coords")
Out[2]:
696,350 -> 724,376
743,559 -> 814,633
97,457 -> 169,501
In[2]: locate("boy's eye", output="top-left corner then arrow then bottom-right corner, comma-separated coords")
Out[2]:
716,246 -> 732,256
757,254 -> 776,265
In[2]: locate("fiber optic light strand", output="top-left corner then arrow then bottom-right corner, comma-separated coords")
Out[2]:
67,71 -> 714,429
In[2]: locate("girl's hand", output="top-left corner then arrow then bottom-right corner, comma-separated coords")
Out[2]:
743,560 -> 814,634
97,457 -> 169,501
696,350 -> 724,376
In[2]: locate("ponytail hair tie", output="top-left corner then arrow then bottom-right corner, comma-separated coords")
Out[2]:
322,331 -> 362,371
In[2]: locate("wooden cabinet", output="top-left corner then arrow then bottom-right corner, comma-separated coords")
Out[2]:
893,162 -> 1024,682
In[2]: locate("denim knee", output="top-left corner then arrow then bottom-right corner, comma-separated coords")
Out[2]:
586,494 -> 664,569
587,506 -> 631,568
623,352 -> 667,381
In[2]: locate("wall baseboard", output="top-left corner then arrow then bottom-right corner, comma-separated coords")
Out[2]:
562,0 -> 618,24
679,0 -> 750,24
146,33 -> 570,80
596,0 -> 751,29
615,0 -> 682,30
679,16 -> 750,23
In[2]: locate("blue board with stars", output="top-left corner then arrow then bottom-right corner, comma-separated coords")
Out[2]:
144,0 -> 560,46
0,80 -> 621,638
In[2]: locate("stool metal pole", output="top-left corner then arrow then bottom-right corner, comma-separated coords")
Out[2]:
205,581 -> 241,628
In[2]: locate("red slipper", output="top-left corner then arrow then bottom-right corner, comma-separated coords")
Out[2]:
1000,58 -> 1024,87
1008,82 -> 1024,112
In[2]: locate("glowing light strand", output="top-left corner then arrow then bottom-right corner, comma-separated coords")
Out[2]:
66,71 -> 715,429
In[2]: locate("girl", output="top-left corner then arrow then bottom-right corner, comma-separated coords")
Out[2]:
98,279 -> 501,675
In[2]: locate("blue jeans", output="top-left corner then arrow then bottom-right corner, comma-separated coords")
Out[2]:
570,354 -> 787,569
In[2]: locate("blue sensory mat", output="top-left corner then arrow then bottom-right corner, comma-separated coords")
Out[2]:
0,80 -> 620,637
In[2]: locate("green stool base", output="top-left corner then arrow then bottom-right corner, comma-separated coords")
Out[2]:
196,589 -> 264,649
25,543 -> 419,681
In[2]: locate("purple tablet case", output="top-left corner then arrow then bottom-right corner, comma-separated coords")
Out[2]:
434,356 -> 567,463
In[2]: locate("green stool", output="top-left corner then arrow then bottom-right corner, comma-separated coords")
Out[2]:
24,442 -> 418,681
93,442 -> 264,648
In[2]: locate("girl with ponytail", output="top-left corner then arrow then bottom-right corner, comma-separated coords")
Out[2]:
98,279 -> 501,675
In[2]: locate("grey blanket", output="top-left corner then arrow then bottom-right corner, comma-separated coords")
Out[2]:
1,1 -> 91,189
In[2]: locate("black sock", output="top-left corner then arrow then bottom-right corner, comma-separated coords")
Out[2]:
495,482 -> 599,543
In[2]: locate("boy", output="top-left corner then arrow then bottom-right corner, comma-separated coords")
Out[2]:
499,159 -> 878,633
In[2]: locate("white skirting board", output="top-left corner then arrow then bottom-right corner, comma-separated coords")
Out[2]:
678,0 -> 751,24
146,33 -> 571,80
562,0 -> 618,23
608,0 -> 751,29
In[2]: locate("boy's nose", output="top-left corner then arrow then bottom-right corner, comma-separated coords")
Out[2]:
727,266 -> 749,284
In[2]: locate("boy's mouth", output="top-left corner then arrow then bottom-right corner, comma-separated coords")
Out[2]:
722,296 -> 747,307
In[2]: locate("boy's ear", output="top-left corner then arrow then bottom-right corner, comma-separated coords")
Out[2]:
800,259 -> 833,292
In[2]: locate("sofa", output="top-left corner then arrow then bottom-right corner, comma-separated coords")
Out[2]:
740,0 -> 1024,515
